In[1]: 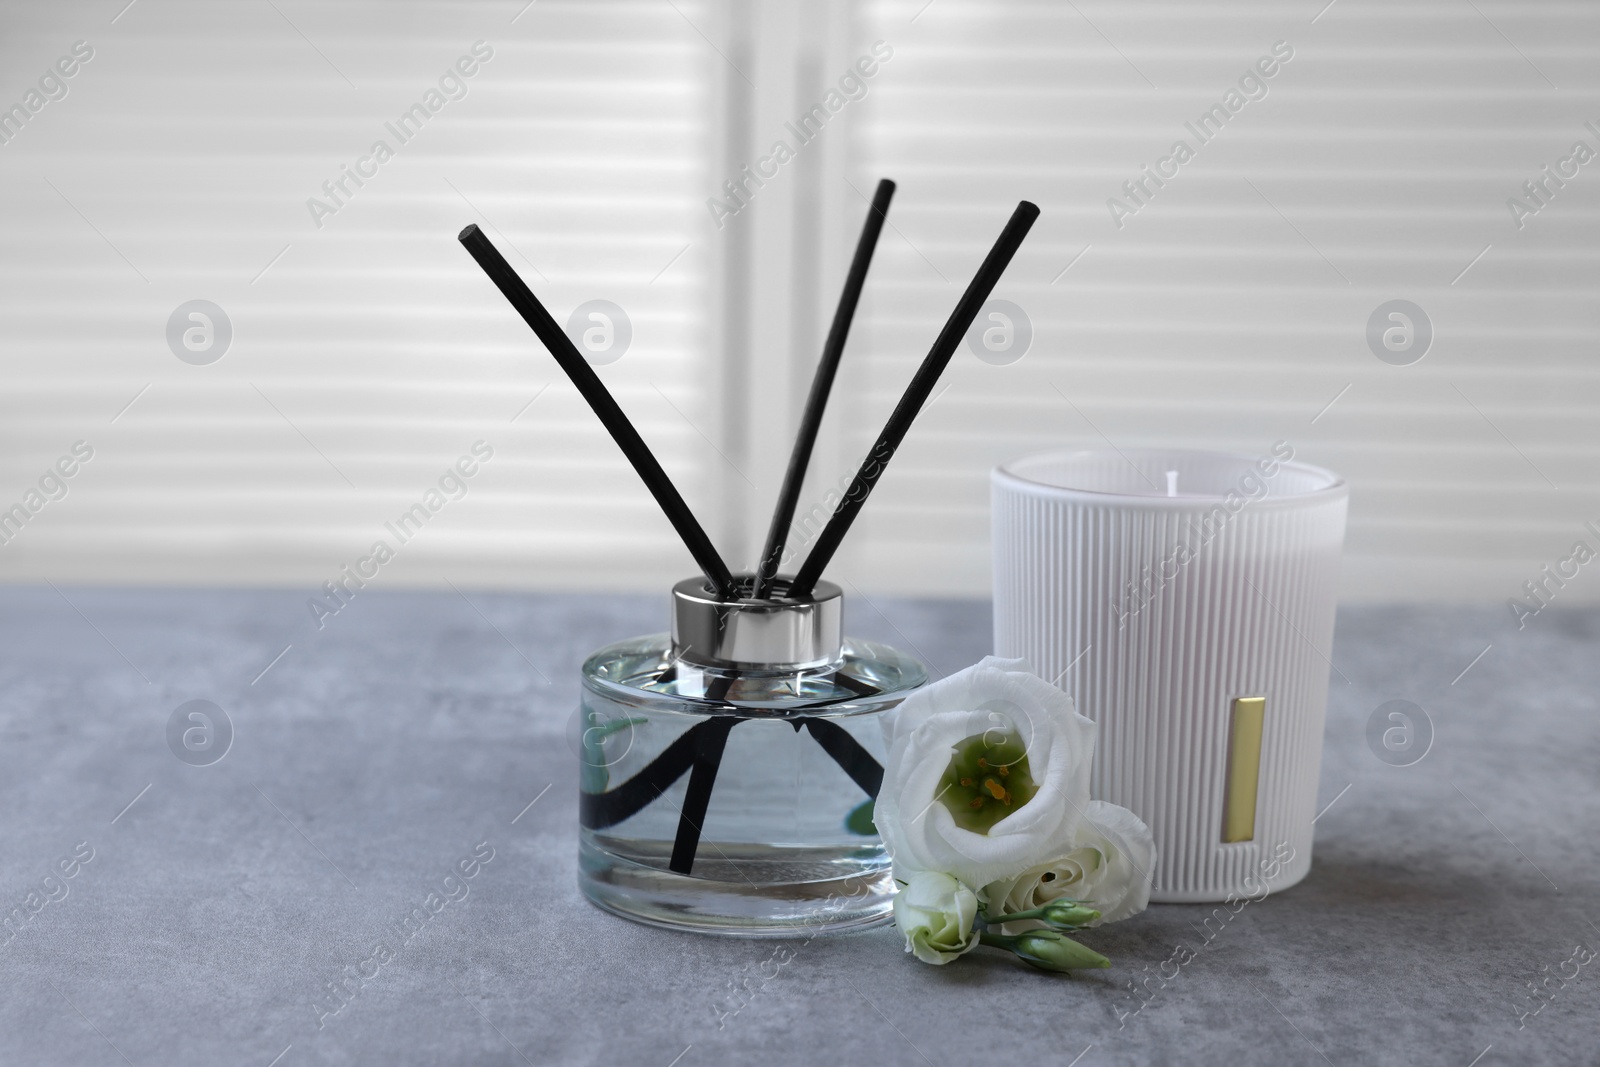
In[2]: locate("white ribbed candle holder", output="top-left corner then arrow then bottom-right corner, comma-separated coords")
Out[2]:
992,446 -> 1347,903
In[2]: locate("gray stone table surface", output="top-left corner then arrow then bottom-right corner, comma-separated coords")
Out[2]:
0,587 -> 1594,1066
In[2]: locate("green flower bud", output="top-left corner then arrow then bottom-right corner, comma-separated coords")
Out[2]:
1009,930 -> 1110,973
977,897 -> 1099,930
1039,901 -> 1100,929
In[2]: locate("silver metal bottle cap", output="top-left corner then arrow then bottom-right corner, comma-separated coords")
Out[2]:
671,575 -> 843,669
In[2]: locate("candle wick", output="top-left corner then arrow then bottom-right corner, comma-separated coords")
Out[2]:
1166,470 -> 1178,497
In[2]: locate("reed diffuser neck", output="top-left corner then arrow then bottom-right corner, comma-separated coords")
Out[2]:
671,575 -> 843,669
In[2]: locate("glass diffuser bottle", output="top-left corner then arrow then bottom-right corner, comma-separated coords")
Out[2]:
577,576 -> 926,935
459,190 -> 1040,937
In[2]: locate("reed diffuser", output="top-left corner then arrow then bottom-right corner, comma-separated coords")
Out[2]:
460,186 -> 1039,934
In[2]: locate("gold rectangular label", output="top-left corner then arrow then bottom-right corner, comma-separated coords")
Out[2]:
1222,696 -> 1266,843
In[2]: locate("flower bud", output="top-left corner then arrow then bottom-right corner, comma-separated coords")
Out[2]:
1040,901 -> 1100,929
894,872 -> 979,965
1011,930 -> 1110,972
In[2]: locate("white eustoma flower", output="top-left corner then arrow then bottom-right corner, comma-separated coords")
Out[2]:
981,800 -> 1155,931
875,656 -> 1098,890
892,871 -> 979,965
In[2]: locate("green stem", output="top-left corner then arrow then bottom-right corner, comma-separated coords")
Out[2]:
983,907 -> 1047,925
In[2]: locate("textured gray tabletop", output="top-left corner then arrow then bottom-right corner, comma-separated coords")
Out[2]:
0,587 -> 1593,1066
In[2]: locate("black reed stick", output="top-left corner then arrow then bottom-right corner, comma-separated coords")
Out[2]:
459,224 -> 736,600
668,716 -> 737,874
788,201 -> 1041,599
661,174 -> 899,867
750,178 -> 896,599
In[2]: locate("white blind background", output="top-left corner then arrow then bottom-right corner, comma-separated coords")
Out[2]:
1,0 -> 1597,603
0,0 -> 721,592
832,0 -> 1600,602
